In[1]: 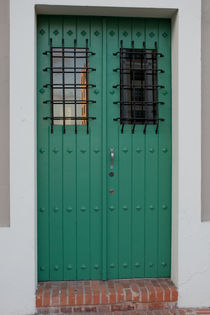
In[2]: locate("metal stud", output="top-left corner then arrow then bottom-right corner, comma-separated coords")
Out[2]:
149,148 -> 154,153
123,263 -> 128,268
53,148 -> 59,154
135,262 -> 140,268
149,263 -> 153,268
39,207 -> 45,213
94,31 -> 100,37
109,206 -> 115,211
67,264 -> 73,270
66,207 -> 72,213
39,88 -> 45,94
162,148 -> 168,153
149,205 -> 155,210
122,205 -> 128,211
136,148 -> 141,153
80,149 -> 86,153
94,264 -> 99,269
94,89 -> 100,95
110,263 -> 115,268
81,264 -> 87,269
54,207 -> 59,212
109,90 -> 115,95
39,148 -> 45,154
136,205 -> 142,211
162,204 -> 167,210
162,90 -> 168,96
94,148 -> 100,153
161,262 -> 167,267
67,149 -> 73,154
54,265 -> 59,271
40,266 -> 45,271
122,147 -> 128,153
81,206 -> 86,212
94,206 -> 100,212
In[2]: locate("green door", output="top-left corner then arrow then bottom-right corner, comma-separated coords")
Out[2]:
37,15 -> 171,281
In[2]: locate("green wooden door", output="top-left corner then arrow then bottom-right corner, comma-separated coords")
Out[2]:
37,15 -> 171,281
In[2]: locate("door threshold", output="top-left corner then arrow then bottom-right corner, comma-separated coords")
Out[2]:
36,278 -> 178,313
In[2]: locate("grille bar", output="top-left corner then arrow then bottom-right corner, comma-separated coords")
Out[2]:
113,40 -> 165,134
42,38 -> 96,134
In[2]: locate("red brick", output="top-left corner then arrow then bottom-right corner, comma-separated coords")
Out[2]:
76,292 -> 83,305
51,287 -> 59,306
84,293 -> 91,305
43,288 -> 51,307
96,304 -> 110,312
145,281 -> 156,302
109,288 -> 117,304
159,279 -> 171,301
60,306 -> 72,313
68,294 -> 75,306
171,286 -> 178,301
115,283 -> 124,303
60,282 -> 67,306
125,288 -> 132,301
130,283 -> 140,302
92,291 -> 100,305
100,282 -> 108,304
111,303 -> 135,311
36,287 -> 43,307
141,287 -> 149,303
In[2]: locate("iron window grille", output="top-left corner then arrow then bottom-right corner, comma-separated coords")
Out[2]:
113,40 -> 165,134
42,38 -> 96,134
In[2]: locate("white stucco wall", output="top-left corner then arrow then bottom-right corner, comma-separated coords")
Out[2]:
0,0 -> 209,314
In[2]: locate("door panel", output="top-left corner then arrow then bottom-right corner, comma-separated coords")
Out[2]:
37,15 -> 171,281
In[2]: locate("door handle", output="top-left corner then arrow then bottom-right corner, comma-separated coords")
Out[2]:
110,148 -> 114,169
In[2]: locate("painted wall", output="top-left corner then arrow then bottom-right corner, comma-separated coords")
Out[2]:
202,0 -> 210,221
0,0 -> 10,226
0,0 -> 210,314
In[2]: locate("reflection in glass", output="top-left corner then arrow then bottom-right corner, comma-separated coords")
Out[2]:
52,48 -> 87,126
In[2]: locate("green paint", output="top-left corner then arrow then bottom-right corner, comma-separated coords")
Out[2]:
37,16 -> 171,280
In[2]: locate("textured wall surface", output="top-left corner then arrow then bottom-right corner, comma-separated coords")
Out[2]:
202,0 -> 210,221
0,0 -> 10,226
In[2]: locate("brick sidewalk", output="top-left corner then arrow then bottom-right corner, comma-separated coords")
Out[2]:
35,309 -> 210,314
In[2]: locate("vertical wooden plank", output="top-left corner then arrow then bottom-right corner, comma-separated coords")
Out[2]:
131,18 -> 145,278
63,16 -> 77,280
76,16 -> 91,279
89,17 -> 103,279
118,18 -> 132,279
158,20 -> 171,277
49,16 -> 64,280
145,19 -> 159,277
106,17 -> 119,279
37,15 -> 50,281
102,18 -> 108,280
